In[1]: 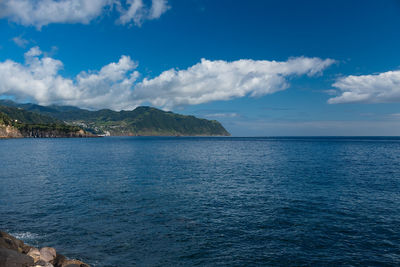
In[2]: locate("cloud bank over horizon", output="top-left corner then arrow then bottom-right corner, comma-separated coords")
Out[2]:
328,70 -> 400,104
0,0 -> 169,29
0,47 -> 335,110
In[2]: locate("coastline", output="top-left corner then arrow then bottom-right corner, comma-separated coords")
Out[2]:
0,133 -> 230,139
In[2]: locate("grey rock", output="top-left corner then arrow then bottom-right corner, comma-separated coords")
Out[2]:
0,247 -> 34,267
33,260 -> 54,267
27,248 -> 41,263
0,231 -> 32,253
60,259 -> 90,267
40,247 -> 56,262
52,254 -> 66,267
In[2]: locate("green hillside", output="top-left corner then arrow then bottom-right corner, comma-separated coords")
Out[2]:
0,105 -> 62,124
0,100 -> 230,136
0,105 -> 92,138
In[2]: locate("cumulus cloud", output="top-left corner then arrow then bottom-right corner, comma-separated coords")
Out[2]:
329,70 -> 400,104
0,0 -> 109,29
0,47 -> 334,110
0,46 -> 140,110
133,57 -> 335,109
0,0 -> 169,29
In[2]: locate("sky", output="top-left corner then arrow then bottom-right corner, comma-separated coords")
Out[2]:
0,0 -> 400,136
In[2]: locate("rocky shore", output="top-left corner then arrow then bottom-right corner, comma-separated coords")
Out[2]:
0,125 -> 23,138
0,123 -> 97,139
0,231 -> 90,267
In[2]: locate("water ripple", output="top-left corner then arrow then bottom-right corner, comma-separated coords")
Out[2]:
1,137 -> 400,266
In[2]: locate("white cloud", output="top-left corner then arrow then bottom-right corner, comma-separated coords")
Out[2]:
117,0 -> 144,25
329,70 -> 400,104
149,0 -> 169,19
12,36 -> 29,48
117,0 -> 169,26
0,47 -> 140,110
0,47 -> 334,110
133,57 -> 335,109
0,0 -> 109,29
0,0 -> 169,29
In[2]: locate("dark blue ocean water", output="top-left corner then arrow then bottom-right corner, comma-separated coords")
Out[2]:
1,137 -> 400,266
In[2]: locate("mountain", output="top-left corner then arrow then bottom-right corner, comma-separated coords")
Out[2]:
0,100 -> 230,136
0,105 -> 62,124
0,105 -> 94,138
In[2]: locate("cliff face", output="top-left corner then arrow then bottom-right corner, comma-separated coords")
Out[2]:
0,124 -> 93,138
0,124 -> 23,138
18,128 -> 94,138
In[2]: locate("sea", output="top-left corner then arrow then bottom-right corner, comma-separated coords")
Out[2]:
1,137 -> 400,266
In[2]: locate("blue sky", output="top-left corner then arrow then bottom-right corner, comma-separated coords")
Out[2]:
1,0 -> 400,136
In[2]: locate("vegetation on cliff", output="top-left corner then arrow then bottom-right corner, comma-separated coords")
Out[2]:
0,100 -> 230,136
0,105 -> 61,124
0,106 -> 92,138
0,112 -> 12,126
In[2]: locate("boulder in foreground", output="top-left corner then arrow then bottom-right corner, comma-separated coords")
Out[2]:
0,231 -> 90,267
